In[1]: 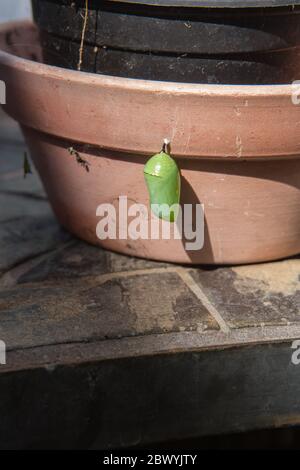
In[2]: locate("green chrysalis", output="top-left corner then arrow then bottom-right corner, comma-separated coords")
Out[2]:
144,142 -> 181,222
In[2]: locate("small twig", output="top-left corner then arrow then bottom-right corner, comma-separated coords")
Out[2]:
68,147 -> 90,172
77,0 -> 89,71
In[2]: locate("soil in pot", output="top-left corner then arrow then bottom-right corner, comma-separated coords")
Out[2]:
32,0 -> 300,84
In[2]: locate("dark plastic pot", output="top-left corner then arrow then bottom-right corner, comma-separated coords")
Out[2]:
32,0 -> 300,84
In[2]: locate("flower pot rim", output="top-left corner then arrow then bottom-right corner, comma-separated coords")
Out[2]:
2,20 -> 300,160
0,20 -> 296,99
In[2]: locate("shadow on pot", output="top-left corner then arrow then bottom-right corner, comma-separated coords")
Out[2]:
179,175 -> 214,265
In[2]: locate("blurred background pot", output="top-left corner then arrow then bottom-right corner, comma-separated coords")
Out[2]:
32,0 -> 300,84
1,21 -> 300,264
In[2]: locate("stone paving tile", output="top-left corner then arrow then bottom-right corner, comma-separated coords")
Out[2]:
17,239 -> 169,284
191,259 -> 300,328
0,215 -> 69,276
0,121 -> 46,223
119,273 -> 218,335
0,193 -> 50,222
0,108 -> 24,145
0,142 -> 45,196
0,143 -> 25,174
0,112 -> 68,275
0,271 -> 219,350
0,109 -> 44,198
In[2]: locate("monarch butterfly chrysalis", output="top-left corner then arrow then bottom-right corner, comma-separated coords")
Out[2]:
144,140 -> 181,222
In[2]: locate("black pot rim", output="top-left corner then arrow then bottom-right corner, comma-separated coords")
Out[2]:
105,0 -> 300,7
39,0 -> 300,10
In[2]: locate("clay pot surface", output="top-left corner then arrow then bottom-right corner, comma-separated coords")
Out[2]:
1,21 -> 300,264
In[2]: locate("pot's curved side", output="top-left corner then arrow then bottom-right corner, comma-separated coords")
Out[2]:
1,21 -> 300,264
1,22 -> 300,159
23,126 -> 300,265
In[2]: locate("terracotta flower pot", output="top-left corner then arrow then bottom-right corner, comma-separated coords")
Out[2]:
1,20 -> 300,265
